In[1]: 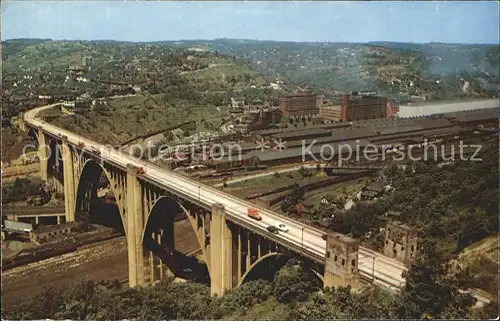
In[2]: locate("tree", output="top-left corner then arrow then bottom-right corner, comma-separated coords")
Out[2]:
299,166 -> 312,178
273,260 -> 320,304
393,244 -> 476,319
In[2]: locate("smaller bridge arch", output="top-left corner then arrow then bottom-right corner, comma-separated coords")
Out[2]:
238,251 -> 324,287
75,158 -> 125,233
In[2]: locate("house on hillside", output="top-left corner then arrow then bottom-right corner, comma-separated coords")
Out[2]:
231,97 -> 245,109
360,183 -> 384,201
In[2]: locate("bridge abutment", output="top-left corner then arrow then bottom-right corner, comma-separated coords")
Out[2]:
324,232 -> 360,290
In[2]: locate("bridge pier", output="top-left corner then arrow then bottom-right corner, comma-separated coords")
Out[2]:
38,128 -> 48,182
210,203 -> 237,296
62,137 -> 76,222
126,164 -> 145,287
18,112 -> 26,132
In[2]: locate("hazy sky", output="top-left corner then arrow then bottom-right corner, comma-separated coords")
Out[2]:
2,1 -> 499,44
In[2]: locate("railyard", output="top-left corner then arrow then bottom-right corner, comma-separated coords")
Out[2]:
1,219 -> 200,306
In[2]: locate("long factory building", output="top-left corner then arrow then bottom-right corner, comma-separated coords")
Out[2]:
209,107 -> 498,171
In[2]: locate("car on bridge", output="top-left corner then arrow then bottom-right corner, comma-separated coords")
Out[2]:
277,224 -> 289,233
266,226 -> 279,234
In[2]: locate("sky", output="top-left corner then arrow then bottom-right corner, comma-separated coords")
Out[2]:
2,1 -> 499,44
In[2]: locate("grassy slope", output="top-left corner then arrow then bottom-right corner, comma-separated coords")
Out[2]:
49,94 -> 224,145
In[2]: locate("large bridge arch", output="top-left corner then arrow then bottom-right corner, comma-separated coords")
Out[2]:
238,252 -> 324,287
75,158 -> 125,234
142,195 -> 209,284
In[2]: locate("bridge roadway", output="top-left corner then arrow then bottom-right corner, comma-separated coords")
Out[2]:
24,104 -> 406,291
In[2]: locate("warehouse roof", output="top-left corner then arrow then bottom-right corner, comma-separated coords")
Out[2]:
257,122 -> 351,137
330,127 -> 377,141
285,137 -> 371,149
376,123 -> 425,135
419,118 -> 453,130
249,140 -> 370,162
273,128 -> 331,140
212,154 -> 258,164
445,108 -> 499,123
32,222 -> 77,234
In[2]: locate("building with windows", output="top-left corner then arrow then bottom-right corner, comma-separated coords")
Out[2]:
319,104 -> 343,121
279,93 -> 318,116
30,222 -> 78,244
230,97 -> 245,109
340,93 -> 388,121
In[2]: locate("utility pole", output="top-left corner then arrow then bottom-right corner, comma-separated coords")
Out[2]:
301,227 -> 304,249
372,255 -> 375,281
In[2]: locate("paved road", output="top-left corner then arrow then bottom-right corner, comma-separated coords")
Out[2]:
23,104 -> 416,291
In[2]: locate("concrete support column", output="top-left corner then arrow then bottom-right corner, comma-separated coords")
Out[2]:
38,128 -> 48,182
237,228 -> 242,279
57,215 -> 61,225
210,203 -> 236,296
62,138 -> 75,222
126,164 -> 145,287
246,232 -> 251,270
18,112 -> 26,131
35,216 -> 40,225
157,232 -> 164,280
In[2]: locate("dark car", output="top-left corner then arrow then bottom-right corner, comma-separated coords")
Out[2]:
267,226 -> 279,234
321,234 -> 328,241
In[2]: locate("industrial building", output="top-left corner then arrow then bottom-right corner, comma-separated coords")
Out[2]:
279,93 -> 318,117
234,107 -> 282,133
319,104 -> 343,121
197,107 -> 498,173
319,93 -> 396,122
340,93 -> 388,121
29,222 -> 78,244
397,98 -> 499,118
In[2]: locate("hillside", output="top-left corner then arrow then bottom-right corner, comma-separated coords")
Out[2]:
2,39 -> 269,97
2,40 -> 275,143
169,39 -> 499,100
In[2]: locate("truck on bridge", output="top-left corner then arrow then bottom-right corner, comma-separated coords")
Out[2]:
247,208 -> 262,221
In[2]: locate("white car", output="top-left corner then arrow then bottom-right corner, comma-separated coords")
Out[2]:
277,224 -> 289,233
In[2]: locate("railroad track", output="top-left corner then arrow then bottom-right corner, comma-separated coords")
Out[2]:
2,231 -> 124,271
